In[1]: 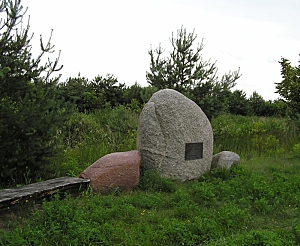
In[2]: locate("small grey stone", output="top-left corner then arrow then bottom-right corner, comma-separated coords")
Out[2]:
137,89 -> 213,181
211,151 -> 240,169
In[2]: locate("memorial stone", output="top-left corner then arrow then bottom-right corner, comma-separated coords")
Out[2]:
137,89 -> 213,181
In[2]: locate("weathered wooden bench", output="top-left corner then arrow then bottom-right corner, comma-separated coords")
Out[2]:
0,177 -> 90,212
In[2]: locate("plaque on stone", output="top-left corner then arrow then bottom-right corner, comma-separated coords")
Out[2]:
137,89 -> 213,181
185,142 -> 203,160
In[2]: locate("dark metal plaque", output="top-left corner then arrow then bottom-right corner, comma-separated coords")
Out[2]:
185,142 -> 203,160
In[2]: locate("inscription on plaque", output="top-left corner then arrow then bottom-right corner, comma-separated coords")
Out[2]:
185,142 -> 203,160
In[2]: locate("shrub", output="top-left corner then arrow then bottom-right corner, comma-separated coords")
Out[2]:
0,0 -> 68,186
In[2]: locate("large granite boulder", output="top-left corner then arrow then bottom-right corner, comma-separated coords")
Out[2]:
211,151 -> 240,170
137,89 -> 213,181
79,150 -> 140,192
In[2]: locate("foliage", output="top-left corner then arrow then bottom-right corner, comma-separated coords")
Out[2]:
249,91 -> 267,116
191,80 -> 229,119
58,74 -> 125,112
146,26 -> 241,118
1,111 -> 300,244
138,169 -> 177,193
147,27 -> 213,93
228,89 -> 252,116
140,85 -> 159,103
212,114 -> 299,157
90,74 -> 126,107
146,27 -> 240,93
0,0 -> 68,186
58,75 -> 100,112
123,82 -> 144,104
50,106 -> 139,177
264,99 -> 289,117
123,82 -> 159,106
1,156 -> 300,245
275,56 -> 300,117
291,143 -> 300,159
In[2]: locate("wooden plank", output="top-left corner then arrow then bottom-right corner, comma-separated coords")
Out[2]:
0,177 -> 90,210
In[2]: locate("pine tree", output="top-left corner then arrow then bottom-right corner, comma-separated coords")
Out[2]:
146,26 -> 241,118
147,27 -> 217,93
275,57 -> 300,117
0,0 -> 67,186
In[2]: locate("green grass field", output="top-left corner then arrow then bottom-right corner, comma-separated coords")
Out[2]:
1,109 -> 300,245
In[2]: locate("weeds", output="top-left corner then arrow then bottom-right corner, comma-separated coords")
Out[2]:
1,159 -> 300,245
212,114 -> 299,157
1,112 -> 300,245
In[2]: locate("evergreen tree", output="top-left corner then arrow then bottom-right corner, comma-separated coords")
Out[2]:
123,83 -> 159,105
249,91 -> 266,116
0,0 -> 67,186
275,56 -> 300,117
58,75 -> 100,112
59,74 -> 126,112
146,27 -> 217,93
91,74 -> 126,107
264,99 -> 288,117
124,82 -> 143,104
146,26 -> 240,118
228,90 -> 251,116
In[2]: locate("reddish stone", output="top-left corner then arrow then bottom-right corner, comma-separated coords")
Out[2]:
79,150 -> 140,193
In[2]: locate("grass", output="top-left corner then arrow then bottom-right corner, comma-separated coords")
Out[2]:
1,157 -> 300,245
47,106 -> 139,178
211,114 -> 299,157
1,110 -> 300,245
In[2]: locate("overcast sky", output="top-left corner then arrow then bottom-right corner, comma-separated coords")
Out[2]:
22,0 -> 300,100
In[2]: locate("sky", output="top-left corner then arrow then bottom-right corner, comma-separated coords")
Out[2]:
21,0 -> 300,100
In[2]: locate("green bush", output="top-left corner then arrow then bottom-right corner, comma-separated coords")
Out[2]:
0,0 -> 68,186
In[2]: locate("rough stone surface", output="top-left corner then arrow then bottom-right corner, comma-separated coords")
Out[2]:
79,150 -> 140,192
211,151 -> 240,169
137,89 -> 213,181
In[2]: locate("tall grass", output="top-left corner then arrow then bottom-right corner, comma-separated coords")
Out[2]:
49,111 -> 299,178
49,105 -> 139,178
212,114 -> 299,157
1,111 -> 300,245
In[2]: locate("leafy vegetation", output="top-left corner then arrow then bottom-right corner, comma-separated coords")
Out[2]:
52,27 -> 289,120
0,0 -> 69,186
58,74 -> 126,113
212,114 -> 299,157
276,56 -> 300,117
1,1 -> 300,245
146,26 -> 241,119
49,106 -> 139,178
1,157 -> 300,245
1,110 -> 300,245
146,27 -> 240,93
